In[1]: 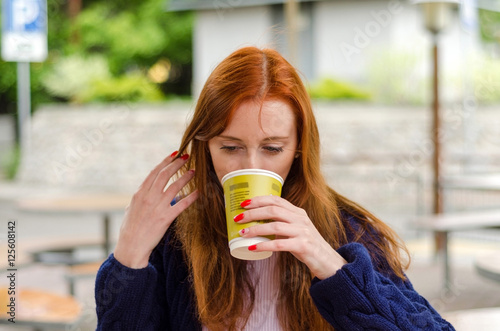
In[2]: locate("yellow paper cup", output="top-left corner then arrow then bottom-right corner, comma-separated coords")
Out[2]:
222,169 -> 283,260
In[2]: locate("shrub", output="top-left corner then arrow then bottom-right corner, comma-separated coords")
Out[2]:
77,72 -> 164,103
40,54 -> 111,101
474,56 -> 500,104
0,145 -> 20,180
308,78 -> 371,101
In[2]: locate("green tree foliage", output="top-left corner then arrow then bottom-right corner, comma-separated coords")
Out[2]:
478,8 -> 500,44
308,78 -> 371,101
72,0 -> 192,75
0,0 -> 193,110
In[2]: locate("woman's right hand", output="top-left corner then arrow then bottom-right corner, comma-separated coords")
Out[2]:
113,151 -> 198,269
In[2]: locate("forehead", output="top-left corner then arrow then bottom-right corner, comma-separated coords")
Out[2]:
223,99 -> 296,136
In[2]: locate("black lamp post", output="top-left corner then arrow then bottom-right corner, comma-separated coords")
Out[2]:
414,0 -> 459,216
414,1 -> 458,284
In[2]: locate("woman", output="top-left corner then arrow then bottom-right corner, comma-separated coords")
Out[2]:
95,47 -> 454,330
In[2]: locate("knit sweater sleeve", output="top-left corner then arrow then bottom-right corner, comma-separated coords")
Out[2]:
309,243 -> 455,331
94,247 -> 169,331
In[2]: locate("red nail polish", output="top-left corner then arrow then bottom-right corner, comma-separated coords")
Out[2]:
240,199 -> 251,208
248,245 -> 257,251
233,213 -> 244,222
170,151 -> 179,158
181,154 -> 189,160
240,228 -> 246,234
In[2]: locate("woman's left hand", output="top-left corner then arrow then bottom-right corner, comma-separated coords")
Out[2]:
235,195 -> 347,280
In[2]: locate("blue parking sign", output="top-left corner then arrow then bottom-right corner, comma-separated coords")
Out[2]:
1,0 -> 48,62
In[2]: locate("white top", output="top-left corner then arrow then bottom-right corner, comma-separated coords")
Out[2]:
202,253 -> 282,331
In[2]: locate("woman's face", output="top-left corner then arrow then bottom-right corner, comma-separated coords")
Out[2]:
208,99 -> 298,183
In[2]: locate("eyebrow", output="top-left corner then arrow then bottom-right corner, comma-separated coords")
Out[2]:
217,135 -> 289,142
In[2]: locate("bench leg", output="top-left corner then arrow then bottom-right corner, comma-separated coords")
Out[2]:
69,278 -> 76,296
437,231 -> 450,291
103,213 -> 111,255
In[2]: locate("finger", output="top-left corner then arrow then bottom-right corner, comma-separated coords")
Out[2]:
162,169 -> 196,204
140,151 -> 179,192
149,154 -> 190,194
239,221 -> 300,238
169,190 -> 199,216
234,206 -> 298,225
240,195 -> 305,217
248,238 -> 298,253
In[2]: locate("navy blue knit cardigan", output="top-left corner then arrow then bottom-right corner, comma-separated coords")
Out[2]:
95,217 -> 455,331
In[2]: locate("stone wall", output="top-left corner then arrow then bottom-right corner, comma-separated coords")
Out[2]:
15,101 -> 500,222
17,102 -> 193,193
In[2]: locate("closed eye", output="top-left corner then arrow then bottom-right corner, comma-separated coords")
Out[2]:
263,146 -> 284,154
220,146 -> 240,153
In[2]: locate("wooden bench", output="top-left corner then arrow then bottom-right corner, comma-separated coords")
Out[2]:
16,193 -> 130,257
0,287 -> 82,329
66,260 -> 104,295
412,209 -> 500,290
0,235 -> 105,298
442,307 -> 500,331
475,253 -> 500,283
0,235 -> 104,270
26,236 -> 104,265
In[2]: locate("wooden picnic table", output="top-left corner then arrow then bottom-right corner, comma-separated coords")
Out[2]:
442,307 -> 500,331
413,209 -> 500,290
0,287 -> 82,329
414,172 -> 500,289
16,193 -> 131,257
441,173 -> 500,191
475,253 -> 500,283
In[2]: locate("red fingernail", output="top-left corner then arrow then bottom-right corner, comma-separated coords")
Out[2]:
240,228 -> 246,234
170,151 -> 179,158
189,169 -> 195,174
233,213 -> 244,222
181,154 -> 189,160
240,199 -> 251,208
248,245 -> 257,251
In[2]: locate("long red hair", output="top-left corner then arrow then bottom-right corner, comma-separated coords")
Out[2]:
174,46 -> 409,331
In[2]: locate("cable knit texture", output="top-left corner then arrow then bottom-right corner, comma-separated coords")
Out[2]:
310,243 -> 454,330
95,233 -> 199,331
95,218 -> 455,331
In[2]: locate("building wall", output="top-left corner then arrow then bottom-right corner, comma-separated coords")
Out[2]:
313,1 -> 467,81
191,1 -> 479,102
314,0 -> 409,82
193,5 -> 274,97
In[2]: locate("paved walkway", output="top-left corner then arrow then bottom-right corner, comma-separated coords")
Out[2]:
0,235 -> 499,330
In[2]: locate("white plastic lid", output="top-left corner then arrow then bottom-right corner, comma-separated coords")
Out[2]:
229,237 -> 272,260
221,169 -> 284,185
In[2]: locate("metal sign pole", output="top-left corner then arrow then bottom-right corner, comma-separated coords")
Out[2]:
285,0 -> 299,66
17,62 -> 31,153
2,0 -> 47,155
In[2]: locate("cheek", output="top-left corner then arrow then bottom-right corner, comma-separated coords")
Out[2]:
209,148 -> 240,182
265,154 -> 296,181
213,159 -> 241,181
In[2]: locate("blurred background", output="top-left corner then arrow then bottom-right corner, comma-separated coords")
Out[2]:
0,0 -> 500,330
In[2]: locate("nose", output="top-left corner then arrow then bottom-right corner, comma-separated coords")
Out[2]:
223,149 -> 262,174
243,149 -> 261,169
